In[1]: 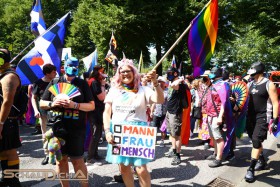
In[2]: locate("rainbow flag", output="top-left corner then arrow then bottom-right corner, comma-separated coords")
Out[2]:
188,0 -> 218,77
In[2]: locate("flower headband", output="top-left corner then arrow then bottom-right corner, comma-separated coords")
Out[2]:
118,59 -> 134,67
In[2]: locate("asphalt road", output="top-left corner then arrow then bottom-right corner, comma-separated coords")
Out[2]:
7,124 -> 280,187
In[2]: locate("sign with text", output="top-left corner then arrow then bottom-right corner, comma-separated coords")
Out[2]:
112,124 -> 157,159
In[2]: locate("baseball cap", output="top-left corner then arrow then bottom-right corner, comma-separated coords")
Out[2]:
157,76 -> 166,82
200,70 -> 211,77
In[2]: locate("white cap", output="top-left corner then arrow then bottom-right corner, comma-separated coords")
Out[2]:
200,70 -> 210,77
157,76 -> 166,82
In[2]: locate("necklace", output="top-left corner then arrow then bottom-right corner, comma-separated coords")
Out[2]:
253,77 -> 264,85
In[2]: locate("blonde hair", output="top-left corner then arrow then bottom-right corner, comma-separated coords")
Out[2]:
192,79 -> 200,89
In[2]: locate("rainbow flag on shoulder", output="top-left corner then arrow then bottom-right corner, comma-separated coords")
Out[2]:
188,0 -> 218,77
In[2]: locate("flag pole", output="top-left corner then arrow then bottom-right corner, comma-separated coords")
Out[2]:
152,23 -> 192,70
152,0 -> 212,70
10,11 -> 71,64
138,51 -> 142,72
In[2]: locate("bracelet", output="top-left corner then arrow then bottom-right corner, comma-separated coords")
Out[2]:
73,102 -> 78,109
77,103 -> 80,110
0,121 -> 4,125
105,128 -> 111,135
105,131 -> 112,136
154,83 -> 159,88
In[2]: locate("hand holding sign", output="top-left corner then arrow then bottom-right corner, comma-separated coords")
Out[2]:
106,132 -> 115,144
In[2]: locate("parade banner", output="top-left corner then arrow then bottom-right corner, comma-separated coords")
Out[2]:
112,124 -> 157,159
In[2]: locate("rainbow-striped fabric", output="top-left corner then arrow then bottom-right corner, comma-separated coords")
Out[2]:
188,0 -> 218,77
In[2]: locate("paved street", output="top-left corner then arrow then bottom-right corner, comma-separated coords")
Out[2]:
10,124 -> 280,187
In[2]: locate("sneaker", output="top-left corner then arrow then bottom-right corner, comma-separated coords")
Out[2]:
204,143 -> 210,150
86,159 -> 103,166
208,159 -> 222,168
165,150 -> 175,157
205,153 -> 216,160
245,169 -> 255,182
31,128 -> 42,135
225,152 -> 235,161
254,160 -> 267,170
159,140 -> 164,147
41,156 -> 49,165
114,174 -> 124,183
99,137 -> 103,144
171,156 -> 181,165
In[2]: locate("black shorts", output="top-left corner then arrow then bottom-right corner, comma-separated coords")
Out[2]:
150,115 -> 165,129
246,117 -> 268,142
61,130 -> 86,158
0,119 -> 21,151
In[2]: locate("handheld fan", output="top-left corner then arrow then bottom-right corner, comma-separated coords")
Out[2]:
48,83 -> 81,99
231,81 -> 248,111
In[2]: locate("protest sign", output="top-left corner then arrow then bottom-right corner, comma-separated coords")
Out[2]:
112,124 -> 157,159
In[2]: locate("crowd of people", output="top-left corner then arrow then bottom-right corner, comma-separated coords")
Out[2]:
0,47 -> 279,187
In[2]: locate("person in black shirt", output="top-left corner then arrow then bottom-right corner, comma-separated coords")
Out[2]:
0,48 -> 21,186
40,57 -> 95,187
165,67 -> 188,165
31,64 -> 57,165
86,65 -> 107,164
244,62 -> 279,182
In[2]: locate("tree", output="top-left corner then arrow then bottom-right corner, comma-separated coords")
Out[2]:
0,0 -> 279,75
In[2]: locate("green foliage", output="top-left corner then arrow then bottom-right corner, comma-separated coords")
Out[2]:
0,0 -> 279,75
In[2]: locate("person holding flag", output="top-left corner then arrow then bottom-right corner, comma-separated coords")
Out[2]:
164,67 -> 189,165
104,58 -> 164,186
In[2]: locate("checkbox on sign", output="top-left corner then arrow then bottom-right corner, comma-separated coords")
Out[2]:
114,136 -> 121,144
114,125 -> 122,133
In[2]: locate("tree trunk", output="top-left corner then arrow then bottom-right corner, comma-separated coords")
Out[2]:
155,43 -> 162,76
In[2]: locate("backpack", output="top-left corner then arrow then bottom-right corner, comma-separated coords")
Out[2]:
0,70 -> 28,117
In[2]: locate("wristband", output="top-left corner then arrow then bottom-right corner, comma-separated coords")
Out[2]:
73,102 -> 78,109
105,131 -> 112,136
105,128 -> 111,134
154,83 -> 159,88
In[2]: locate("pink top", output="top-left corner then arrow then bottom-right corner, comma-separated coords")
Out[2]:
205,86 -> 222,117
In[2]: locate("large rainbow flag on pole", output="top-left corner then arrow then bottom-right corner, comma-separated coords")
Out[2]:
188,0 -> 218,77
